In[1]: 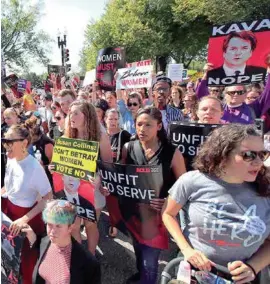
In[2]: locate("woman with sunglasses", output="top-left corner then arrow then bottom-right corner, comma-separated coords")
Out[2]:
64,100 -> 112,254
22,199 -> 101,284
50,109 -> 66,140
163,124 -> 270,284
1,124 -> 52,284
196,62 -> 270,124
118,92 -> 142,135
120,106 -> 186,284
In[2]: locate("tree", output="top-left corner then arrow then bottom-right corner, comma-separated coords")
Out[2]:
20,71 -> 47,87
1,0 -> 52,72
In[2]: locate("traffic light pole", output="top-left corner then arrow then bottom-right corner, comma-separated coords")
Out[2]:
58,34 -> 66,67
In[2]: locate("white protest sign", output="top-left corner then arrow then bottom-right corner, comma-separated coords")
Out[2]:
167,64 -> 184,81
126,59 -> 152,68
83,69 -> 96,87
116,65 -> 153,90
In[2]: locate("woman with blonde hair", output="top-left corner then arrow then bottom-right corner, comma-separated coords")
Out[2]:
64,100 -> 112,254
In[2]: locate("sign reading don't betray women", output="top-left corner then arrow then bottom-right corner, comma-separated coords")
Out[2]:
52,137 -> 99,181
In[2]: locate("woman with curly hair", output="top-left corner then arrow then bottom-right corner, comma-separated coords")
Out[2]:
162,124 -> 270,284
60,100 -> 112,254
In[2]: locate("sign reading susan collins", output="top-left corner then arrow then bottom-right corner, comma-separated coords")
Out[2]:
52,137 -> 99,181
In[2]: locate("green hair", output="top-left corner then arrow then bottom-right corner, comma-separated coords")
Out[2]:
42,200 -> 77,225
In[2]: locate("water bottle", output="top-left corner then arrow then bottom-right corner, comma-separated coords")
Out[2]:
35,150 -> 42,162
177,260 -> 191,283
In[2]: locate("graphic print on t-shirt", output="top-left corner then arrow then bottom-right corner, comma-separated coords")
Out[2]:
202,201 -> 266,248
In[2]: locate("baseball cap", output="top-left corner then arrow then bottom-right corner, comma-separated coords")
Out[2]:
152,75 -> 172,90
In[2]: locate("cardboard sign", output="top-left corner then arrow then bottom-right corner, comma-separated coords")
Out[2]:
47,65 -> 65,76
167,64 -> 184,81
52,173 -> 96,222
52,137 -> 99,181
1,212 -> 25,284
169,122 -> 220,170
116,65 -> 153,90
207,19 -> 269,86
126,59 -> 152,68
96,47 -> 126,91
97,161 -> 169,249
83,69 -> 96,87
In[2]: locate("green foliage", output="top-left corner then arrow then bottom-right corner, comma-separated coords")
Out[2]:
1,0 -> 52,72
79,0 -> 270,73
20,71 -> 47,87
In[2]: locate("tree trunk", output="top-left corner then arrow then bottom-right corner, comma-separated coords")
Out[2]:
155,55 -> 169,73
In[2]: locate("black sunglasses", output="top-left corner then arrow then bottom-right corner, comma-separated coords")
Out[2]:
227,90 -> 245,96
55,116 -> 62,121
240,150 -> 269,162
2,138 -> 25,145
128,102 -> 138,107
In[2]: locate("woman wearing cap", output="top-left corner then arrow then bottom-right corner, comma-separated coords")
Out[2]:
1,124 -> 52,284
22,200 -> 101,284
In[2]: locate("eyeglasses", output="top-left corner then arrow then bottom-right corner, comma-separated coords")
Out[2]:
239,150 -> 269,162
2,138 -> 25,146
227,90 -> 245,96
211,89 -> 220,93
127,102 -> 138,107
153,88 -> 170,93
55,116 -> 62,121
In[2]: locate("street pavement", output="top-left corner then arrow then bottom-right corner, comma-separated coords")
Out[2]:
88,209 -> 179,284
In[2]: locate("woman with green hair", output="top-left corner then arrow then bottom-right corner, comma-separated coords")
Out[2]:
22,199 -> 101,284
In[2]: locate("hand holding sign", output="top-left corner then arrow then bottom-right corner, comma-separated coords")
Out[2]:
203,63 -> 214,80
9,217 -> 28,236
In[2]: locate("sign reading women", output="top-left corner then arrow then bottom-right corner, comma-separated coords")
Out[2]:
207,19 -> 270,86
96,47 -> 126,91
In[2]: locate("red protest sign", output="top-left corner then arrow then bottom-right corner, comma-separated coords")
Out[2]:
207,19 -> 269,86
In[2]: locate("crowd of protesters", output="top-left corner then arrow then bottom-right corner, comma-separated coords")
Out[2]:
1,58 -> 270,284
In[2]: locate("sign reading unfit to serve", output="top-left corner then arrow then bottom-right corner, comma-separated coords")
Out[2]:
52,137 -> 99,181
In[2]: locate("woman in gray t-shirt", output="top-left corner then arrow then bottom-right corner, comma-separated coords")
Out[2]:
162,124 -> 270,284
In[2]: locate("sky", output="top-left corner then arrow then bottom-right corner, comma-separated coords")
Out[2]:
33,0 -> 107,74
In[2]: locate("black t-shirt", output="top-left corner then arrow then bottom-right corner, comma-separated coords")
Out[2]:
109,130 -> 131,163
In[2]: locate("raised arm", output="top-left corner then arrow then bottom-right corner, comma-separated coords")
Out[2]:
196,63 -> 214,99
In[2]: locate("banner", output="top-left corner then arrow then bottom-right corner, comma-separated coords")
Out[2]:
1,212 -> 25,284
207,19 -> 269,86
52,173 -> 96,222
83,69 -> 96,87
51,137 -> 99,181
96,47 -> 126,91
169,122 -> 220,170
97,161 -> 169,249
126,59 -> 152,68
116,65 -> 153,90
167,64 -> 184,81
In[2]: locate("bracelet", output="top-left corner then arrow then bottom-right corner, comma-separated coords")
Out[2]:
244,262 -> 257,276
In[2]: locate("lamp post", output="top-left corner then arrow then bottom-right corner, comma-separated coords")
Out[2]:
57,29 -> 66,67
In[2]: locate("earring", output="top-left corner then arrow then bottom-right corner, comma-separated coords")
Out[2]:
22,147 -> 26,154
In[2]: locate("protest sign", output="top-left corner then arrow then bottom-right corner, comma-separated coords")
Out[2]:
1,212 -> 25,284
17,79 -> 27,93
83,69 -> 96,87
96,47 -> 126,91
207,19 -> 269,86
182,69 -> 188,80
167,64 -> 184,81
47,64 -> 65,76
169,122 -> 220,170
116,65 -> 153,90
52,137 -> 99,181
97,161 -> 169,249
52,173 -> 96,222
3,74 -> 21,99
126,59 -> 152,68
